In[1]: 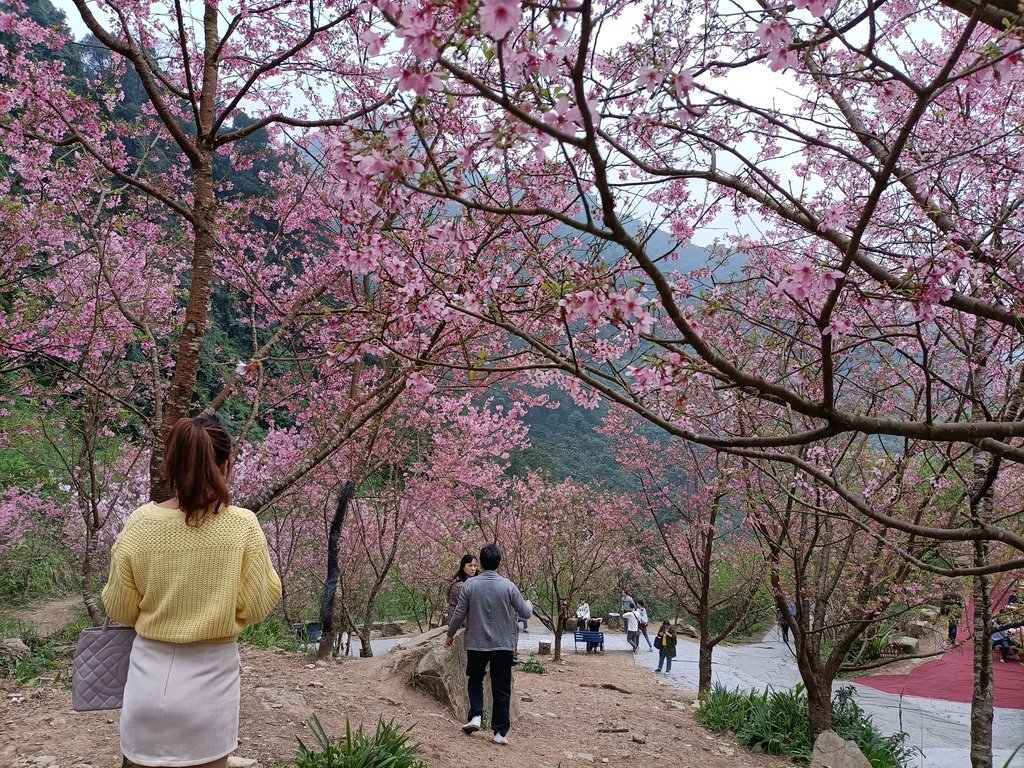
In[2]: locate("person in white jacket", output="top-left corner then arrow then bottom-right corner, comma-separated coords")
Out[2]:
575,599 -> 591,630
622,608 -> 640,652
636,600 -> 654,651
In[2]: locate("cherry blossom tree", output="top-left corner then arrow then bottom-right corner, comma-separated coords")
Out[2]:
480,473 -> 628,660
602,410 -> 767,693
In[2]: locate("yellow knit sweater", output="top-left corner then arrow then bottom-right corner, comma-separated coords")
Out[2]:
102,503 -> 282,643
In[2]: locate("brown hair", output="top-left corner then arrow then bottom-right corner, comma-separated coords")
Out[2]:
162,415 -> 231,524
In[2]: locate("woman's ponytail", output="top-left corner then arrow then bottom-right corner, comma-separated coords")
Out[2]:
162,415 -> 232,524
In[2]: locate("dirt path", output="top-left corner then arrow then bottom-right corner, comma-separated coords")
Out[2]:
5,597 -> 85,637
0,642 -> 794,768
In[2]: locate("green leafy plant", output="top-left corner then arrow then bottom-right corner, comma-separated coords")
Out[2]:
295,714 -> 426,768
0,615 -> 91,685
519,656 -> 546,674
696,683 -> 918,768
238,618 -> 303,651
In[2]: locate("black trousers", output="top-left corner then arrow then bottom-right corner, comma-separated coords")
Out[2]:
466,649 -> 514,736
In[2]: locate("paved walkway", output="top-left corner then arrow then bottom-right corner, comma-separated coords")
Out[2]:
506,624 -> 1024,768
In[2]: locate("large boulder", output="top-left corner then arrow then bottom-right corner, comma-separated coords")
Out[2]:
897,636 -> 919,654
811,730 -> 872,768
378,628 -> 519,722
675,623 -> 699,639
905,620 -> 929,639
380,621 -> 406,638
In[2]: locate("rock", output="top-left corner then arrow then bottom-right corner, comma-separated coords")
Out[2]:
675,623 -> 699,639
0,639 -> 31,660
226,758 -> 259,768
905,621 -> 929,638
521,694 -> 534,702
632,733 -> 647,744
390,629 -> 519,721
897,636 -> 919,654
255,687 -> 306,710
563,752 -> 595,762
919,608 -> 939,623
28,757 -> 57,767
811,730 -> 872,768
380,621 -> 406,638
665,699 -> 688,710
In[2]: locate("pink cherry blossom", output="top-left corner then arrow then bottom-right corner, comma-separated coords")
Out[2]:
478,0 -> 522,41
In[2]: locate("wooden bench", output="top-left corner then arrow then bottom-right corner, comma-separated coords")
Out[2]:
574,630 -> 605,653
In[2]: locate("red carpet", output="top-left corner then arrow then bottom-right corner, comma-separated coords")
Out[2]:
855,644 -> 1024,708
856,585 -> 1024,709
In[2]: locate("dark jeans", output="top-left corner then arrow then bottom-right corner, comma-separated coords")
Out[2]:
466,650 -> 514,736
657,648 -> 672,672
992,637 -> 1016,661
639,624 -> 653,649
948,621 -> 958,643
780,621 -> 789,643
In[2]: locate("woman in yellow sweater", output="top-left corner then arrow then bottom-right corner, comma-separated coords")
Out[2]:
102,415 -> 282,768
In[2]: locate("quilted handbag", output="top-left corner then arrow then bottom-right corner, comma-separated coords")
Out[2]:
72,619 -> 136,711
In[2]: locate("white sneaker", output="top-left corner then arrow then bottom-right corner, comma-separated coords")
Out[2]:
492,733 -> 509,745
462,716 -> 481,734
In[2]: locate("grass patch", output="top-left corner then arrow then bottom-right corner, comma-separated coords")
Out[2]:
696,683 -> 919,768
238,618 -> 304,651
296,714 -> 426,768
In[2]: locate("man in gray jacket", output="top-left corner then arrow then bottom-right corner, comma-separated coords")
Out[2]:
446,543 -> 532,745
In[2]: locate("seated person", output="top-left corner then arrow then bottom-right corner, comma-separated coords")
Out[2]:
991,619 -> 1019,662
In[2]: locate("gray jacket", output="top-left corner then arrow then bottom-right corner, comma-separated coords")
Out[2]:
447,570 -> 532,652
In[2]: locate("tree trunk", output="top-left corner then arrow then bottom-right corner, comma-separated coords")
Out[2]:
81,527 -> 102,625
969,548 -> 994,768
317,482 -> 353,660
698,641 -> 713,695
553,614 -> 563,661
149,0 -> 222,498
805,673 -> 832,737
150,146 -> 218,499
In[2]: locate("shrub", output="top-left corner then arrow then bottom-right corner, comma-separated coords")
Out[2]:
0,615 -> 91,685
696,682 -> 918,768
519,656 -> 546,674
295,715 -> 426,768
239,618 -> 303,651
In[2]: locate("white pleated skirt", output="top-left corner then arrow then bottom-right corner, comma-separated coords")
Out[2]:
121,635 -> 240,766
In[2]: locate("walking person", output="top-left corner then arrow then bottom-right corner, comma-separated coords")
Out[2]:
777,600 -> 796,645
941,594 -> 963,644
620,589 -> 636,616
622,606 -> 640,652
102,415 -> 282,768
443,554 -> 477,624
446,544 -> 532,746
654,621 -> 677,673
636,599 -> 654,651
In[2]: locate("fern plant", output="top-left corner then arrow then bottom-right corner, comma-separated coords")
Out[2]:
295,714 -> 426,768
